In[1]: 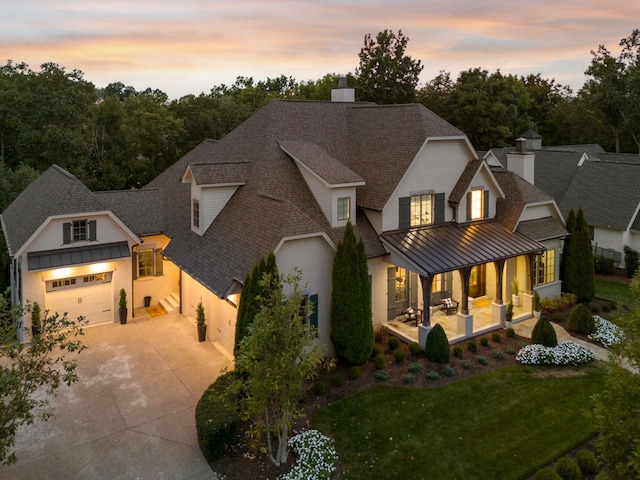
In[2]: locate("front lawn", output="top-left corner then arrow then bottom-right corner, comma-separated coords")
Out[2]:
312,364 -> 605,480
595,277 -> 637,309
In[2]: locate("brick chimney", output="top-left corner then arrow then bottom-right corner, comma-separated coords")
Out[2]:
331,76 -> 355,102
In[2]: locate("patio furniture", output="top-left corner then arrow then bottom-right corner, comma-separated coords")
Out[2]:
430,291 -> 458,315
403,307 -> 423,326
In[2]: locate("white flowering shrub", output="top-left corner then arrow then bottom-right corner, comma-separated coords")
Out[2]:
588,315 -> 625,347
516,341 -> 595,366
280,429 -> 338,480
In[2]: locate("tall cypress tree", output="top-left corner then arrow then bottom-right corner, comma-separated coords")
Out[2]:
330,221 -> 373,365
560,208 -> 576,292
565,208 -> 595,303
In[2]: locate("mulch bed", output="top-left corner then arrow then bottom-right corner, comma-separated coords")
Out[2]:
209,328 -> 527,480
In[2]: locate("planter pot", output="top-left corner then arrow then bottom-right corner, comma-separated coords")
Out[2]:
119,308 -> 128,324
31,325 -> 41,337
197,324 -> 207,342
534,311 -> 541,319
512,294 -> 521,307
506,321 -> 513,328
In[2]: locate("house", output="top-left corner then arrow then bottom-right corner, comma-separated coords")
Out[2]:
486,132 -> 640,268
1,87 -> 566,352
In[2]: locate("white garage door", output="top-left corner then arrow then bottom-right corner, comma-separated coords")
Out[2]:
46,272 -> 114,325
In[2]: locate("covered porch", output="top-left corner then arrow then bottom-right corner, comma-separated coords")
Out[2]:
381,221 -> 545,347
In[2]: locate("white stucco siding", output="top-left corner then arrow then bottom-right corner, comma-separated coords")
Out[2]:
369,256 -> 390,326
25,214 -> 133,253
382,139 -> 473,232
201,185 -> 239,233
275,235 -> 335,352
457,165 -> 501,221
593,227 -> 625,265
182,272 -> 237,357
519,204 -> 558,223
133,234 -> 179,309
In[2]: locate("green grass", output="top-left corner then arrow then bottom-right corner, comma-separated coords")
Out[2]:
595,277 -> 637,309
312,364 -> 605,480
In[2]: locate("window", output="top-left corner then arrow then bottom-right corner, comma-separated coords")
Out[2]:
410,194 -> 433,226
300,293 -> 318,335
136,248 -> 164,278
192,199 -> 200,228
63,219 -> 96,244
470,190 -> 483,220
337,197 -> 350,221
534,249 -> 556,286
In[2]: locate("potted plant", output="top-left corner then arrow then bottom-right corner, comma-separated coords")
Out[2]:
196,302 -> 206,342
119,288 -> 128,324
505,301 -> 514,327
511,277 -> 521,307
31,301 -> 42,337
533,290 -> 541,319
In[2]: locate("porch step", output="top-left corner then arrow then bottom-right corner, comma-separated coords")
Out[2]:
160,293 -> 180,313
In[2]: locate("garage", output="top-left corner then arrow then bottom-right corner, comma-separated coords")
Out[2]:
45,272 -> 114,325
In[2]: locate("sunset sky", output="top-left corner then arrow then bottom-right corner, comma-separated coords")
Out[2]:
2,1 -> 639,99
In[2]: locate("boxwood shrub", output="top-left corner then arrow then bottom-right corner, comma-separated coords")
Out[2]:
575,449 -> 598,474
568,303 -> 596,335
388,336 -> 400,350
535,467 -> 562,480
532,315 -> 558,347
425,324 -> 450,363
408,341 -> 422,356
195,372 -> 241,463
374,353 -> 387,370
554,457 -> 581,480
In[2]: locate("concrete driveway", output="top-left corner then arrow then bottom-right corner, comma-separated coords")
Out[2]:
1,310 -> 233,480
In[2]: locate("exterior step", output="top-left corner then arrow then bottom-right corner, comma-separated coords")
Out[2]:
159,293 -> 179,313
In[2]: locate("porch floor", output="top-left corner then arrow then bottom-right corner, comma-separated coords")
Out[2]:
387,298 -> 531,345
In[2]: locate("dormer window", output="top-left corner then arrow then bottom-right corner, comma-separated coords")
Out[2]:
337,197 -> 350,221
192,199 -> 200,228
467,189 -> 489,221
73,220 -> 87,241
63,219 -> 96,244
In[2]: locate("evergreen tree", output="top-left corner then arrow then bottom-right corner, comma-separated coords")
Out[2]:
234,252 -> 278,356
330,222 -> 373,365
560,208 -> 576,292
564,208 -> 595,303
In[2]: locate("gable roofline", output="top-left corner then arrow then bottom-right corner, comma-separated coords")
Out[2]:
273,232 -> 338,256
13,210 -> 141,258
181,162 -> 248,186
449,158 -> 505,205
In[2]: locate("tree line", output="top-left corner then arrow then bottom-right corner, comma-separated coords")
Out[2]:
1,28 -> 639,210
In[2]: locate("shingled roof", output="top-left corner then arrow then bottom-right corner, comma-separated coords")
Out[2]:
1,165 -> 105,256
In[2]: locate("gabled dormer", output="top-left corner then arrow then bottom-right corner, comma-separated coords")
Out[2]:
182,162 -> 248,235
280,141 -> 365,228
449,158 -> 505,222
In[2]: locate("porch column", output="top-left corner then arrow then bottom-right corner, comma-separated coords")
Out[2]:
419,274 -> 434,327
458,267 -> 472,315
494,259 -> 506,305
525,254 -> 535,294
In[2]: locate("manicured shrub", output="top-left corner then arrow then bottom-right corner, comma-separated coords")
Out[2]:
467,340 -> 477,353
374,353 -> 387,370
425,324 -> 450,363
480,336 -> 489,347
425,370 -> 440,380
591,304 -> 600,314
568,303 -> 596,334
195,372 -> 240,463
371,344 -> 382,357
535,467 -> 562,480
375,370 -> 389,380
348,366 -> 361,379
408,341 -> 422,355
624,245 -> 639,278
552,312 -> 565,323
594,255 -> 614,275
555,456 -> 581,480
402,374 -> 415,384
492,349 -> 505,359
608,300 -> 617,311
460,359 -> 472,370
476,355 -> 488,365
506,346 -> 516,355
408,362 -> 422,373
601,304 -> 611,313
452,345 -> 463,358
491,332 -> 501,343
505,327 -> 515,338
393,347 -> 406,363
532,315 -> 558,347
388,336 -> 400,350
331,374 -> 344,387
575,449 -> 598,474
313,381 -> 326,395
442,364 -> 455,377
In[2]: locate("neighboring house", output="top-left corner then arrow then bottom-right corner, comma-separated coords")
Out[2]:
486,131 -> 640,268
1,87 -> 565,352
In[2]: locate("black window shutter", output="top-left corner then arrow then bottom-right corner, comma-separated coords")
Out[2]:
399,197 -> 411,229
88,220 -> 97,241
466,192 -> 472,221
483,190 -> 490,219
387,267 -> 396,320
63,222 -> 71,244
155,249 -> 164,276
434,193 -> 445,224
132,251 -> 138,280
309,294 -> 318,329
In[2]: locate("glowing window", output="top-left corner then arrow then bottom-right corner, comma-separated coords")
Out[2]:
470,190 -> 484,220
410,194 -> 433,226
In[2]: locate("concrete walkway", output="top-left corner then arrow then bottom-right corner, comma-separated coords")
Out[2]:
512,317 -> 610,362
1,311 -> 233,480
